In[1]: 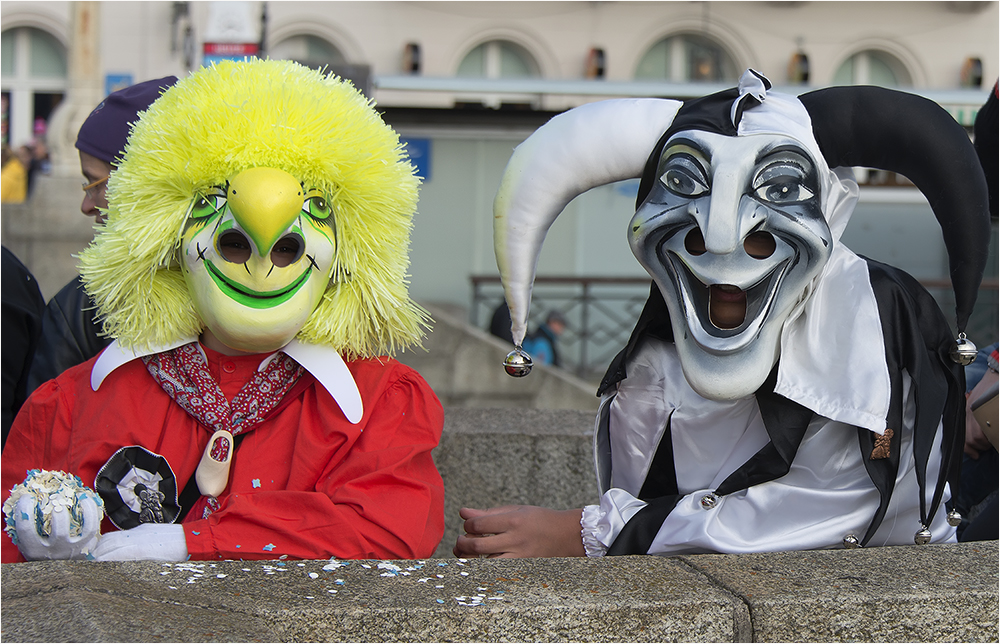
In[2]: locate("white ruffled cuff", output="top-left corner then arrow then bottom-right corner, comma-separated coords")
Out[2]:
581,504 -> 608,557
582,489 -> 653,557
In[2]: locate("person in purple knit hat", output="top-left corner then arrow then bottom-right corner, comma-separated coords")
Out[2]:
18,77 -> 178,417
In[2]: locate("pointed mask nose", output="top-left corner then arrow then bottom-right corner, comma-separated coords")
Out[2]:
702,168 -> 745,255
227,168 -> 303,257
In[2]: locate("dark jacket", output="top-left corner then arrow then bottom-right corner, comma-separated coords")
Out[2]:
26,275 -> 109,397
2,246 -> 45,447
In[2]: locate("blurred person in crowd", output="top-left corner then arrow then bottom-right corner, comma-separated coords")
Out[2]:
1,246 -> 45,448
25,76 -> 177,395
522,310 -> 567,367
958,344 -> 998,541
24,140 -> 50,197
0,144 -> 27,204
955,80 -> 998,542
489,301 -> 515,344
17,145 -> 34,196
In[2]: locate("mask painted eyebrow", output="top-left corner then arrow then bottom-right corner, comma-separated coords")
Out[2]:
660,138 -> 711,174
753,145 -> 817,187
754,143 -> 814,169
664,137 -> 710,160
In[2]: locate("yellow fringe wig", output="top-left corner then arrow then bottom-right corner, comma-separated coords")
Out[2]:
78,59 -> 427,359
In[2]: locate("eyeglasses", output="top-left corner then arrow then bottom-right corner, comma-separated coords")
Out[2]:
81,176 -> 109,199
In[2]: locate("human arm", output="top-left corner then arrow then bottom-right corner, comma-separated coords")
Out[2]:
964,393 -> 993,458
969,366 -> 998,453
11,492 -> 186,562
2,379 -> 77,563
453,506 -> 585,558
965,348 -> 999,457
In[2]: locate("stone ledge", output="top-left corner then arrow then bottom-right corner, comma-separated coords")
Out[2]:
2,542 -> 995,642
433,408 -> 598,558
677,542 -> 999,643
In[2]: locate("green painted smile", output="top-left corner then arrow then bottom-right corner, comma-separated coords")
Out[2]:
205,260 -> 312,309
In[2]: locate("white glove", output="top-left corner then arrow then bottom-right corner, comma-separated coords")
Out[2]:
91,523 -> 188,562
14,494 -> 101,561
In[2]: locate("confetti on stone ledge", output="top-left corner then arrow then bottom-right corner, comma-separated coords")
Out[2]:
154,555 -> 512,609
323,559 -> 350,571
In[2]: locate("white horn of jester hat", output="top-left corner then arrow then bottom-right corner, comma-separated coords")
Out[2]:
493,98 -> 682,345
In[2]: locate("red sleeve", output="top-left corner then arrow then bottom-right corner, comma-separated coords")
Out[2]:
1,380 -> 76,563
182,366 -> 445,560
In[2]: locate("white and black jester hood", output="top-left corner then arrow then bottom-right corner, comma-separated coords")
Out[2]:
495,70 -> 990,400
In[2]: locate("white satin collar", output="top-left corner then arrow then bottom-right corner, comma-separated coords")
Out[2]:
775,244 -> 890,435
773,168 -> 892,436
91,338 -> 364,425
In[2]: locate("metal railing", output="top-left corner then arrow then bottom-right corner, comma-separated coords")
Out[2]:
471,275 -> 1000,382
472,275 -> 661,381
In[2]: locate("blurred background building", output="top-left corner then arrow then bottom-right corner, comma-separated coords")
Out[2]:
2,1 -> 997,380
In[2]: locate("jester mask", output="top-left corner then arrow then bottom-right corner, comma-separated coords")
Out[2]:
494,70 -> 989,400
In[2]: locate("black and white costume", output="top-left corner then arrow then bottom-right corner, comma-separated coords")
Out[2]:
494,71 -> 990,555
586,258 -> 963,555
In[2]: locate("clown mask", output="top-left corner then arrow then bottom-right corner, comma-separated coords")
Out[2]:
181,167 -> 336,354
630,129 -> 833,400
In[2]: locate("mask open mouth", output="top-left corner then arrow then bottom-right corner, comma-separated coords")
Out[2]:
708,284 -> 748,329
667,254 -> 790,352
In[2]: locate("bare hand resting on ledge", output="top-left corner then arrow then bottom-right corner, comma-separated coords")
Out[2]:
453,505 -> 586,558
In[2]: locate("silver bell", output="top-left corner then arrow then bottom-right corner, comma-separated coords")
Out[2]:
914,526 -> 932,545
947,510 -> 962,527
503,347 -> 533,377
842,534 -> 861,549
950,334 -> 978,366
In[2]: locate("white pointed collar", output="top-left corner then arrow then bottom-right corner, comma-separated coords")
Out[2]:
91,337 -> 364,425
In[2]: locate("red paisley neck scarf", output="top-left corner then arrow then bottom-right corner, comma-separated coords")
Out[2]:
141,342 -> 303,435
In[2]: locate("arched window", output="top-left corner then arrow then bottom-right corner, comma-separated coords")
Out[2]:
268,34 -> 347,70
269,34 -> 371,95
457,40 -> 539,79
635,34 -> 738,83
1,27 -> 67,146
833,50 -> 912,87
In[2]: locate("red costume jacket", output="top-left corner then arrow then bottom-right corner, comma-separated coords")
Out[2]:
2,345 -> 444,562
